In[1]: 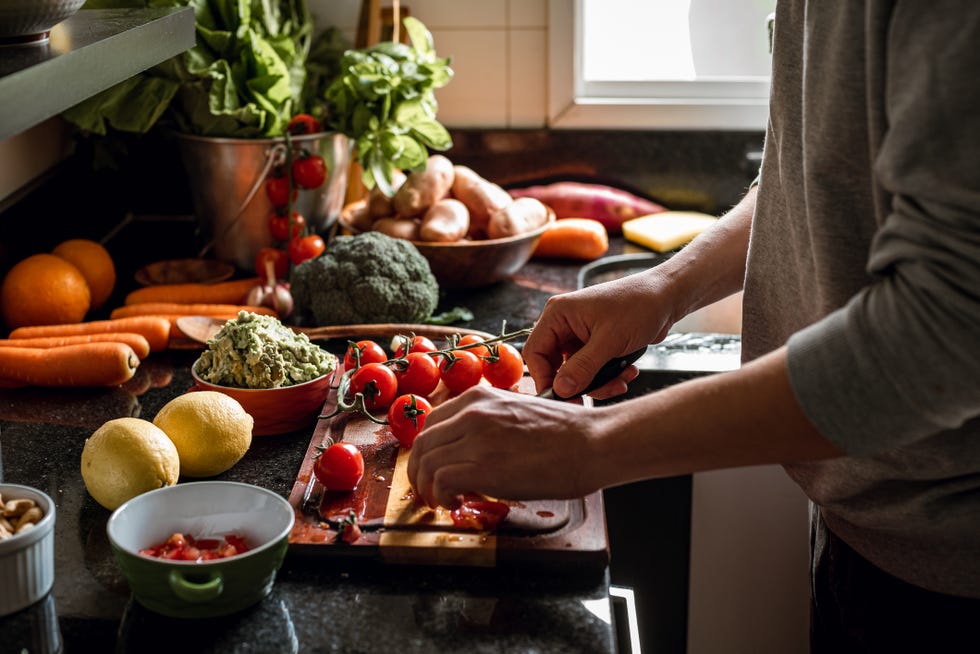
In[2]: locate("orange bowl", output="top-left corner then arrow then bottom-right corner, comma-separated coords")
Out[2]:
339,200 -> 555,289
190,362 -> 334,436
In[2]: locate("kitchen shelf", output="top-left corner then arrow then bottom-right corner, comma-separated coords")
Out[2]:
0,7 -> 195,141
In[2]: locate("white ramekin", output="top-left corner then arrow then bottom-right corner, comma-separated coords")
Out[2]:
0,483 -> 56,616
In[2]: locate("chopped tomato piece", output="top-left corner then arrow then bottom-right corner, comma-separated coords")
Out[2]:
450,496 -> 510,531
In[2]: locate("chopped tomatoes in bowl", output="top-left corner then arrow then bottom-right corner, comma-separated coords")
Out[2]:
139,532 -> 251,562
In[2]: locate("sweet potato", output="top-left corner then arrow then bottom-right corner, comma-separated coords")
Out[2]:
393,154 -> 455,218
508,182 -> 665,234
368,169 -> 408,218
532,218 -> 609,261
420,198 -> 470,243
450,166 -> 513,238
487,197 -> 550,239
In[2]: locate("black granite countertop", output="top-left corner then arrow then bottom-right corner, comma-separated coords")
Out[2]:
0,243 -> 632,654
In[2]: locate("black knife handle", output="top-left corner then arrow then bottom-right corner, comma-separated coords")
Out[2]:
539,346 -> 647,400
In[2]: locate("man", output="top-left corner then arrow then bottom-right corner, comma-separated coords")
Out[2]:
408,2 -> 979,649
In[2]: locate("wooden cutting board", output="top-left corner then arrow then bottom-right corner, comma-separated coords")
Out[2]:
287,374 -> 609,571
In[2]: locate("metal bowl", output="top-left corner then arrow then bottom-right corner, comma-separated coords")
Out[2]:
0,0 -> 85,44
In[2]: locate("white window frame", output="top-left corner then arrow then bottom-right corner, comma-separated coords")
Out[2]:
547,0 -> 772,130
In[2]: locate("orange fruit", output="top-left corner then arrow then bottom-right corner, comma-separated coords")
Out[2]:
0,254 -> 91,329
52,239 -> 116,309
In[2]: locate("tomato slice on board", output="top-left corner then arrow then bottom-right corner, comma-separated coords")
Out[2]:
450,495 -> 510,531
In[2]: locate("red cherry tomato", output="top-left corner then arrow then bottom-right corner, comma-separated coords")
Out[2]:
482,342 -> 525,389
268,210 -> 306,241
456,334 -> 490,359
439,350 -> 484,395
288,234 -> 325,265
291,152 -> 327,190
393,351 -> 440,397
349,362 -> 398,410
313,442 -> 364,491
392,334 -> 437,359
264,168 -> 296,207
387,394 -> 432,448
343,340 -> 388,370
287,113 -> 322,135
255,247 -> 289,278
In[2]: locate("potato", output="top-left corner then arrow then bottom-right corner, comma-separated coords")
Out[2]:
393,154 -> 455,218
368,169 -> 408,218
450,165 -> 513,238
372,216 -> 422,241
346,202 -> 376,233
487,197 -> 550,239
420,198 -> 470,243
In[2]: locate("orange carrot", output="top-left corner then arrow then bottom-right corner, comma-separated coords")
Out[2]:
532,218 -> 610,261
8,317 -> 172,352
0,343 -> 140,387
109,303 -> 277,320
0,333 -> 152,359
124,277 -> 261,306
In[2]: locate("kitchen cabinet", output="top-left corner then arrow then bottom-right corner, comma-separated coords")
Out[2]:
0,7 -> 195,142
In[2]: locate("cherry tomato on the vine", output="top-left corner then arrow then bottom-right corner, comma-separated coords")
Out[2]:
255,246 -> 289,278
343,340 -> 388,371
349,362 -> 398,411
393,351 -> 440,397
439,350 -> 484,395
313,442 -> 364,491
287,113 -> 322,135
292,152 -> 327,190
288,234 -> 325,265
387,394 -> 432,449
268,210 -> 306,241
482,342 -> 525,389
264,168 -> 296,207
392,334 -> 437,359
456,334 -> 490,359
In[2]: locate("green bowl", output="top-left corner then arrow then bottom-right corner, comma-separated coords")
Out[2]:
107,482 -> 294,618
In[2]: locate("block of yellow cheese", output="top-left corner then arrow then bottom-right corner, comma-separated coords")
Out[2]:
622,211 -> 718,252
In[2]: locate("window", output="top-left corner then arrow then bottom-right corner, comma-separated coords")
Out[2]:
548,0 -> 775,130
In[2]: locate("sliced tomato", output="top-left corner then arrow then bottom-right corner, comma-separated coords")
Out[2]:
450,496 -> 510,531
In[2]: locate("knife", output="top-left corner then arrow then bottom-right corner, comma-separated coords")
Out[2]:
536,346 -> 648,400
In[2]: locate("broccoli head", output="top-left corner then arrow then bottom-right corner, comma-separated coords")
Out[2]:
290,231 -> 439,325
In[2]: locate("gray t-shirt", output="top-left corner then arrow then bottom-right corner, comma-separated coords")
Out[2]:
743,1 -> 980,598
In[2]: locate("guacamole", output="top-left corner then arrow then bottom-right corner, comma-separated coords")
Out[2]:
194,312 -> 338,389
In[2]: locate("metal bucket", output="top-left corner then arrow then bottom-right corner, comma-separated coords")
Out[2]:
175,132 -> 351,272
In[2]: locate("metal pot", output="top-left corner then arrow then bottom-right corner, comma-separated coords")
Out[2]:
175,132 -> 350,272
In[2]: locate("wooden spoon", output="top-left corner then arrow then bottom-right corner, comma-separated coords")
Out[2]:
175,315 -> 494,346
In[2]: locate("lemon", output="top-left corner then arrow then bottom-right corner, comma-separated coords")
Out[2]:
152,391 -> 253,478
81,417 -> 180,510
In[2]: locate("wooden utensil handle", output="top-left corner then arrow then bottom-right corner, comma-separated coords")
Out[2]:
294,323 -> 495,342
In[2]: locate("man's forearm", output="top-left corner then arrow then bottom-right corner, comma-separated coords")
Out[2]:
590,345 -> 844,489
651,186 -> 756,325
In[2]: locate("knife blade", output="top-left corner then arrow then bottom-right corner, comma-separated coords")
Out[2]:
536,346 -> 648,400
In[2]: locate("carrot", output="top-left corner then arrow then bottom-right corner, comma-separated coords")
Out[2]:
508,182 -> 665,235
532,218 -> 609,261
0,343 -> 140,387
110,304 -> 277,320
0,332 -> 151,359
123,277 -> 261,306
8,317 -> 171,353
